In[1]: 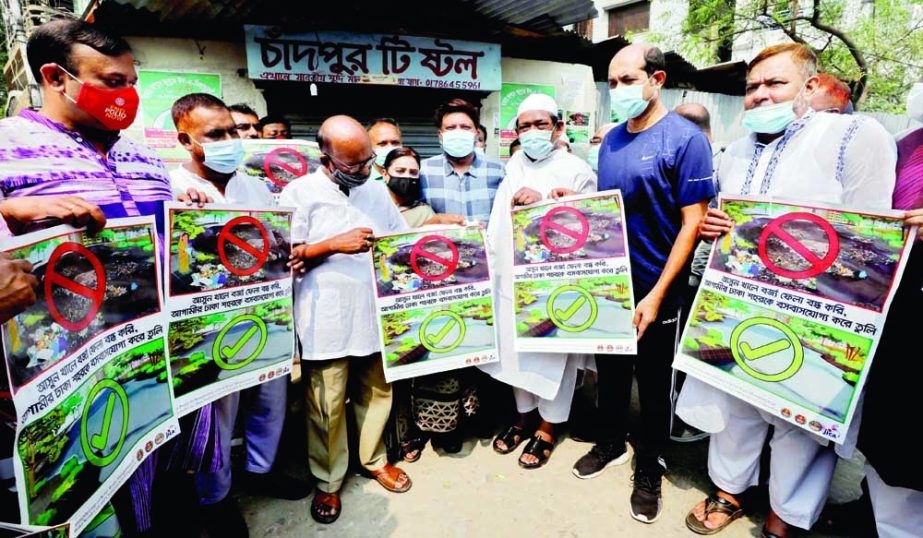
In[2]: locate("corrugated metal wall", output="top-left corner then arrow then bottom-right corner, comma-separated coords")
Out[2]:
660,89 -> 921,148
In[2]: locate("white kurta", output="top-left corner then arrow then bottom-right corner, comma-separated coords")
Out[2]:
479,148 -> 597,403
678,111 -> 897,451
279,170 -> 408,361
676,111 -> 897,529
169,166 -> 276,206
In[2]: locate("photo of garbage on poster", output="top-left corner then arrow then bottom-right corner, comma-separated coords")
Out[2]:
239,139 -> 322,198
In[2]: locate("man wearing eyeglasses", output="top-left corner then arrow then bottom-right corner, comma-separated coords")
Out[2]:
281,115 -> 411,525
229,103 -> 262,139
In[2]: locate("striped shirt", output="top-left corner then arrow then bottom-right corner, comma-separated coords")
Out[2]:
419,152 -> 505,224
0,109 -> 173,237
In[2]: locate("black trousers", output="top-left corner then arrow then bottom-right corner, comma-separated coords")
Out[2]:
595,308 -> 681,469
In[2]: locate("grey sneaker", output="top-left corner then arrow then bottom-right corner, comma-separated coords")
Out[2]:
671,418 -> 709,443
629,463 -> 664,523
572,443 -> 630,479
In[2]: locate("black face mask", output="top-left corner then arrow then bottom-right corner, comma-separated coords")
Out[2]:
387,175 -> 421,201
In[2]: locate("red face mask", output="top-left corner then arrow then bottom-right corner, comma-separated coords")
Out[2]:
62,67 -> 139,131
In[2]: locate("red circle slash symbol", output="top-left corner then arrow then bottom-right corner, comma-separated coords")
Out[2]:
539,206 -> 590,254
263,148 -> 309,188
45,242 -> 106,331
410,235 -> 460,282
218,216 -> 270,276
758,212 -> 840,279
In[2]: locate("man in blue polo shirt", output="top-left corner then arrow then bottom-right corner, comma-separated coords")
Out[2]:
571,44 -> 714,525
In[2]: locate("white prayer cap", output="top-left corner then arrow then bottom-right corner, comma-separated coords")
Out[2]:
517,93 -> 559,118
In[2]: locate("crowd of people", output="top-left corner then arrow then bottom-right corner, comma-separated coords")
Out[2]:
0,18 -> 921,538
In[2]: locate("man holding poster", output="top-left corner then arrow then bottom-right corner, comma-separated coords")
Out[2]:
575,44 -> 714,526
283,115 -> 411,525
168,93 -> 307,537
680,44 -> 897,538
483,93 -> 596,469
0,20 -> 212,535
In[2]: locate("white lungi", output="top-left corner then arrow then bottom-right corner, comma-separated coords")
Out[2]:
677,378 -> 837,529
866,462 -> 923,538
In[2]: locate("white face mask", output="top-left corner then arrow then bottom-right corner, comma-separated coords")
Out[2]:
908,82 -> 923,124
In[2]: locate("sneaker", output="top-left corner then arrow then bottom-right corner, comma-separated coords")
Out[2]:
629,463 -> 664,524
201,496 -> 248,538
670,418 -> 710,443
243,470 -> 311,500
572,443 -> 630,479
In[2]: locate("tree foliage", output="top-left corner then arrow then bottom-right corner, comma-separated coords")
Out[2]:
669,0 -> 923,112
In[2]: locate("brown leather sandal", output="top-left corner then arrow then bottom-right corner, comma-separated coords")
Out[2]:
311,490 -> 341,524
685,493 -> 744,535
370,464 -> 413,493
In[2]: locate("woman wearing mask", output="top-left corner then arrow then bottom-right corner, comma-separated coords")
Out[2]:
382,147 -> 435,227
380,146 -> 476,463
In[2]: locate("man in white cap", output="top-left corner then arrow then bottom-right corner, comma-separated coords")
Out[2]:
482,92 -> 597,470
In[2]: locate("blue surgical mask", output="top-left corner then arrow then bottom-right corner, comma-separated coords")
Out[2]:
374,145 -> 400,167
519,129 -> 555,161
194,138 -> 244,174
441,130 -> 476,158
587,145 -> 600,171
474,147 -> 486,159
610,80 -> 652,120
742,100 -> 798,134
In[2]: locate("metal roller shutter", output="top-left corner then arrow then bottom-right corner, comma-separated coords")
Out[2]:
259,82 -> 489,159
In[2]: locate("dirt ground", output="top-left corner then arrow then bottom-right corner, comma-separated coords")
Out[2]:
233,377 -> 868,537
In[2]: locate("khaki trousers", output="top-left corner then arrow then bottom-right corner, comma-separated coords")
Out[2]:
306,353 -> 391,492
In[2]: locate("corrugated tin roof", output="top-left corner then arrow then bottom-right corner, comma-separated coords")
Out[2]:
89,0 -> 597,34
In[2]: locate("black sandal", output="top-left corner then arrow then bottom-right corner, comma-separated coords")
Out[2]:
400,437 -> 426,463
493,425 -> 529,454
518,434 -> 555,469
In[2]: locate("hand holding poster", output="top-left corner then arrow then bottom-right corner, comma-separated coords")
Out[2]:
511,191 -> 636,354
239,139 -> 322,197
165,204 -> 295,416
371,225 -> 498,381
0,218 -> 177,534
674,196 -> 916,443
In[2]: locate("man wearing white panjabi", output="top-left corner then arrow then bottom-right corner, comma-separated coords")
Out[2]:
680,43 -> 896,538
481,93 -> 597,470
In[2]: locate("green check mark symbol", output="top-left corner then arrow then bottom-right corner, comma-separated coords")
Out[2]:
426,319 -> 458,347
222,325 -> 259,360
91,392 -> 117,452
554,296 -> 587,322
739,339 -> 791,361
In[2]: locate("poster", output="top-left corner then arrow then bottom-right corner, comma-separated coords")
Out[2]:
564,111 -> 591,144
0,218 -> 177,534
244,26 -> 501,91
511,191 -> 636,354
165,204 -> 295,416
137,71 -> 222,166
371,226 -> 498,382
239,139 -> 322,198
674,196 -> 915,443
499,83 -> 556,159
